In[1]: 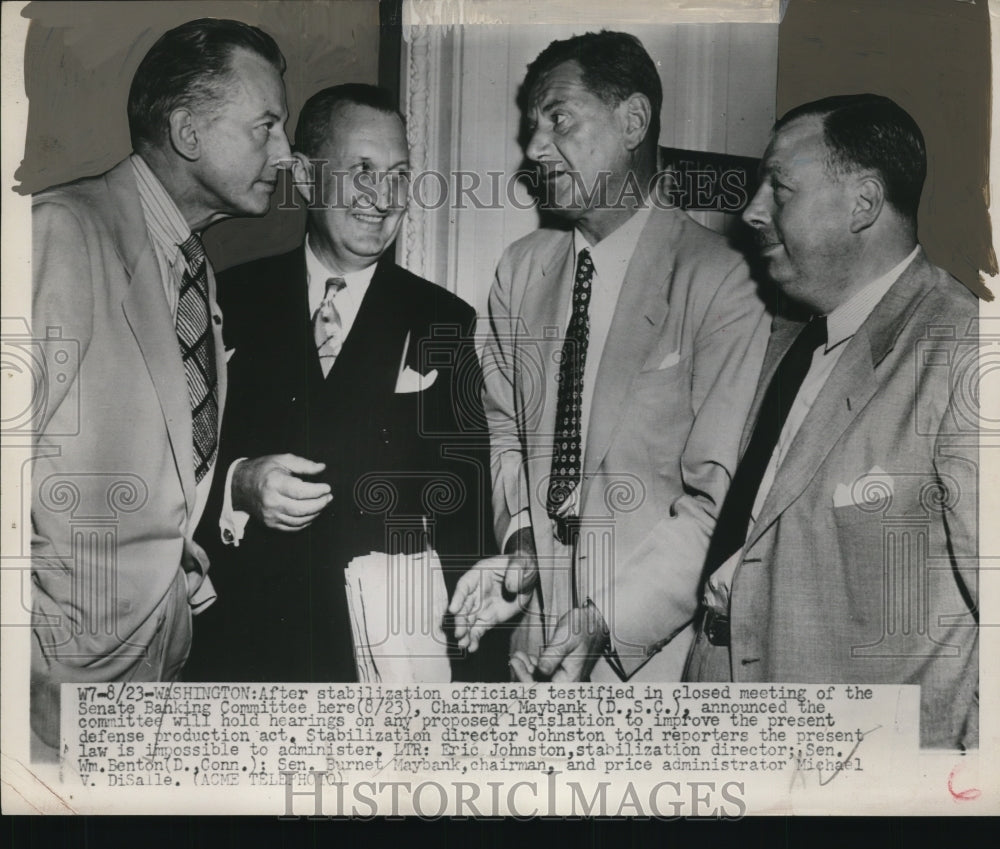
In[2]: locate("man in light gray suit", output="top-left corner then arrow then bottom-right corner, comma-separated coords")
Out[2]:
30,19 -> 291,754
685,94 -> 979,750
450,31 -> 769,682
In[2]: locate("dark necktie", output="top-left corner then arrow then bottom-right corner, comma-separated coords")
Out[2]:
176,233 -> 218,484
547,248 -> 595,531
314,276 -> 347,378
702,316 -> 828,576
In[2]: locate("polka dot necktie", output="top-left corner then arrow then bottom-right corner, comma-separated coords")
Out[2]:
314,276 -> 347,378
546,248 -> 594,529
176,233 -> 218,483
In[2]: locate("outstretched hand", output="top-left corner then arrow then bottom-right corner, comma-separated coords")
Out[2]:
449,529 -> 538,653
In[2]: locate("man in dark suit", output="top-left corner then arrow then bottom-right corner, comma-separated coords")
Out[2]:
685,95 -> 979,749
186,84 -> 495,682
30,19 -> 291,754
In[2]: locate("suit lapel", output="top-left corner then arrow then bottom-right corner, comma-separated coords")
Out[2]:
207,263 -> 227,447
519,235 -> 576,438
738,316 -> 800,457
745,251 -> 937,549
107,161 -> 196,512
515,235 -> 575,625
581,208 -> 677,494
329,257 -> 410,399
282,248 -> 325,387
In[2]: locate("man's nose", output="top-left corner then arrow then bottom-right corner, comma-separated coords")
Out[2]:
374,175 -> 394,210
742,184 -> 771,230
525,125 -> 552,163
270,128 -> 293,165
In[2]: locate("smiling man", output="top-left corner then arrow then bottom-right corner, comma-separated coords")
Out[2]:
685,95 -> 980,749
185,84 -> 495,683
451,31 -> 768,683
30,19 -> 291,755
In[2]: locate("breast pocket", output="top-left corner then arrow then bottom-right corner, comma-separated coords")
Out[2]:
630,355 -> 693,467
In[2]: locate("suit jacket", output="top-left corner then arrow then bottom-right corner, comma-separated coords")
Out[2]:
185,247 -> 498,682
30,159 -> 225,746
685,250 -> 979,749
483,205 -> 770,680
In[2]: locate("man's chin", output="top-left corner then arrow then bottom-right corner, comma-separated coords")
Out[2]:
537,197 -> 585,221
234,196 -> 271,218
761,255 -> 793,282
344,238 -> 391,264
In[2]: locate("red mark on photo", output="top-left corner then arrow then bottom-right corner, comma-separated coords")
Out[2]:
947,766 -> 981,801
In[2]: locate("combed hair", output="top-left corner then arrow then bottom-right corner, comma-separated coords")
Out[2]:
519,30 -> 662,155
127,18 -> 285,153
295,84 -> 404,158
777,93 -> 927,221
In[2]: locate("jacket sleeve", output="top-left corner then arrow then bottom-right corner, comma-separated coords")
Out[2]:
932,385 -> 979,749
596,256 -> 770,677
31,198 -> 94,431
481,247 -> 532,550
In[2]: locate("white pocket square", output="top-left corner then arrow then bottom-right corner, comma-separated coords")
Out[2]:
225,347 -> 236,363
395,366 -> 438,394
655,350 -> 681,370
833,465 -> 893,508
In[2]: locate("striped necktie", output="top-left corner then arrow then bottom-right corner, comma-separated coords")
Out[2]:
314,276 -> 347,377
176,233 -> 218,483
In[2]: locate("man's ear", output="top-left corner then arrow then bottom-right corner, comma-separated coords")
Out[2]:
289,152 -> 315,205
850,175 -> 885,233
621,92 -> 653,152
168,108 -> 199,161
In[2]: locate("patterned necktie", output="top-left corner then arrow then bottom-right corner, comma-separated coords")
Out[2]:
314,276 -> 347,377
176,233 -> 218,483
547,248 -> 595,529
702,316 -> 828,576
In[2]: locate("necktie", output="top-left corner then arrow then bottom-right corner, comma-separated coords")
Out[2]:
547,248 -> 595,535
314,276 -> 347,377
702,316 -> 828,576
176,233 -> 218,483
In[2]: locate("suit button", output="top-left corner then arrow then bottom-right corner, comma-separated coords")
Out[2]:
356,508 -> 366,518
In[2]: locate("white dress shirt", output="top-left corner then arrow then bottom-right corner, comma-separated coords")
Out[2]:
703,246 -> 920,612
132,154 -> 217,556
503,205 -> 652,549
219,234 -> 378,545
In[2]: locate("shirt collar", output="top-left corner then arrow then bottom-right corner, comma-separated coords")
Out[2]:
131,154 -> 193,270
305,233 -> 378,313
573,204 -> 652,282
824,246 -> 920,351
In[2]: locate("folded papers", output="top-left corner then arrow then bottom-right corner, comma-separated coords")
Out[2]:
344,550 -> 452,683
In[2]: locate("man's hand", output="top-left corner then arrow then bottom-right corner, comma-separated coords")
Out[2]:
449,528 -> 538,653
508,603 -> 609,682
232,454 -> 332,531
